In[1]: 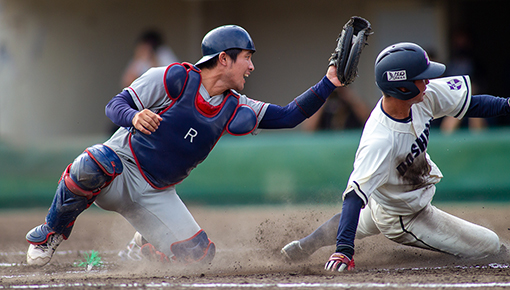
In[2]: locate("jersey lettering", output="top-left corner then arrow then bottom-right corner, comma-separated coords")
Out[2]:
184,128 -> 198,143
396,121 -> 431,176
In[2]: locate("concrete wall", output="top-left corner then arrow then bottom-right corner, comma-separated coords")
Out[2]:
0,0 -> 449,144
0,0 -> 192,143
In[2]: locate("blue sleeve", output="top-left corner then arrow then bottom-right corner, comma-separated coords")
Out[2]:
257,103 -> 305,129
105,90 -> 138,128
335,190 -> 364,259
258,76 -> 337,129
464,95 -> 510,118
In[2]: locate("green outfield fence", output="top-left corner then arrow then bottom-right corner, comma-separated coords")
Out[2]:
1,128 -> 510,208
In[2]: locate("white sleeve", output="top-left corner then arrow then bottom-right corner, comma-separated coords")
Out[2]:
125,66 -> 171,112
343,127 -> 393,205
423,75 -> 472,119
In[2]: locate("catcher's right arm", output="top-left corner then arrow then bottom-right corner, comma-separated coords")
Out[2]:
329,16 -> 372,86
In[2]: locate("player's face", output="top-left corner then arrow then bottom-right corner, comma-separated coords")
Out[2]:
228,50 -> 254,91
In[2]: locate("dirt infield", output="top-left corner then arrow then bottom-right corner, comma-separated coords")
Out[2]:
1,203 -> 510,289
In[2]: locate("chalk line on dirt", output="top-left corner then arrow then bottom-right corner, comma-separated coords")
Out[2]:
3,282 -> 510,289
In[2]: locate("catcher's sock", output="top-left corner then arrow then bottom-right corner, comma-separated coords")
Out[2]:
26,233 -> 64,266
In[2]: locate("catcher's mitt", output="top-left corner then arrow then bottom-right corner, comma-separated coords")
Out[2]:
329,16 -> 372,86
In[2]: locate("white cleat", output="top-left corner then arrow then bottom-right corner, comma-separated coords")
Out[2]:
27,233 -> 64,266
118,232 -> 170,263
118,232 -> 144,261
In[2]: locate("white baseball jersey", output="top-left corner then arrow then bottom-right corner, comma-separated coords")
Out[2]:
344,76 -> 472,215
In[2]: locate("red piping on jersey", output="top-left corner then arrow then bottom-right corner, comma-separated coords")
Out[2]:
127,87 -> 145,109
255,102 -> 266,117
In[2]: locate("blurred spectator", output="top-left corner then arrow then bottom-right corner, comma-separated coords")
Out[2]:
439,28 -> 488,134
302,86 -> 370,131
112,30 -> 179,134
121,29 -> 179,88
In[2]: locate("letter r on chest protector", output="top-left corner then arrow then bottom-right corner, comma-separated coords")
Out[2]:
184,128 -> 198,143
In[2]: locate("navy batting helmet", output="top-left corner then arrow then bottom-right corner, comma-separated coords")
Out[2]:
195,25 -> 256,66
375,42 -> 445,100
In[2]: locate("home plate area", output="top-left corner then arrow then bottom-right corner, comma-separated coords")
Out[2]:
1,204 -> 509,289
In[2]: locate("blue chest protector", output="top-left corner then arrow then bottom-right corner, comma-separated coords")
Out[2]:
129,63 -> 257,189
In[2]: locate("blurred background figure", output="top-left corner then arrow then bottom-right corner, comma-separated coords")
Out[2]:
113,29 -> 180,133
302,87 -> 370,131
120,29 -> 179,88
438,28 -> 488,134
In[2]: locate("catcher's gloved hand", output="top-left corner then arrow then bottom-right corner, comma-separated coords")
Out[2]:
329,16 -> 372,86
324,252 -> 355,272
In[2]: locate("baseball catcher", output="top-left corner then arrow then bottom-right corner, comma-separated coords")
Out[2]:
329,16 -> 372,86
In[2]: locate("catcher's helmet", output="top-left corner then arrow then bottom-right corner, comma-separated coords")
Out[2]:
374,42 -> 445,100
195,25 -> 256,66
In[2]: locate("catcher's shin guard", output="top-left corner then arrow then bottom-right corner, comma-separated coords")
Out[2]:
27,144 -> 123,243
171,230 -> 216,264
46,178 -> 92,239
26,178 -> 88,243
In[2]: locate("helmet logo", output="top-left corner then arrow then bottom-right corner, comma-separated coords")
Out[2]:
387,70 -> 407,81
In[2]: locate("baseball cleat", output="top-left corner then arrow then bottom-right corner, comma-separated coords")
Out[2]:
118,232 -> 171,263
118,232 -> 144,261
26,233 -> 64,266
281,240 -> 310,262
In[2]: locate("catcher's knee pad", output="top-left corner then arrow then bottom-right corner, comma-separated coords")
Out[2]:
171,230 -> 216,264
64,144 -> 123,199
